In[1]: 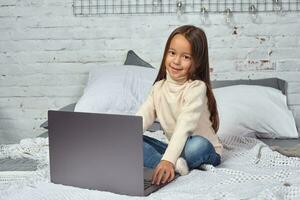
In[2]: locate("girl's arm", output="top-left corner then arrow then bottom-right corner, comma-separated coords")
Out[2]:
136,87 -> 157,132
162,81 -> 207,165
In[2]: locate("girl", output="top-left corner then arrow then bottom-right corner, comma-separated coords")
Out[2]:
136,25 -> 223,186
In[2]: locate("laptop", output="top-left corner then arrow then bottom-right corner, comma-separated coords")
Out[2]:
48,110 -> 178,196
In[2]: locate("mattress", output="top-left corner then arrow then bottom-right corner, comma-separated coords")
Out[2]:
1,131 -> 300,200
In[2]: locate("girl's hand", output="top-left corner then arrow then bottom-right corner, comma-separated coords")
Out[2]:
152,160 -> 175,185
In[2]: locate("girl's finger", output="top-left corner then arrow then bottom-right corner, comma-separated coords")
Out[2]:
161,170 -> 171,184
155,169 -> 165,185
151,167 -> 159,184
168,169 -> 175,182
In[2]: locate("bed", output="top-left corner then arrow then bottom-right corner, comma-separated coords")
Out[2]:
1,50 -> 300,200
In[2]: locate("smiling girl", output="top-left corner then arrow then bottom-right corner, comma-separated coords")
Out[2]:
137,25 -> 223,186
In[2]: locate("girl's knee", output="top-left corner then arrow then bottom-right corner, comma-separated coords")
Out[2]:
185,136 -> 214,154
183,136 -> 219,169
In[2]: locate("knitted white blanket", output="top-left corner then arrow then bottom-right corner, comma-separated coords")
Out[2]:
1,132 -> 300,200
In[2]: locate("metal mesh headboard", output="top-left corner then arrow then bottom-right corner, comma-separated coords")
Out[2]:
73,0 -> 300,16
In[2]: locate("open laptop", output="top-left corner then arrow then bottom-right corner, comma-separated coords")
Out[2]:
48,110 -> 178,196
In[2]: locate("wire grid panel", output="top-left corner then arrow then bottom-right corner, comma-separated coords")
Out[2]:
73,0 -> 300,16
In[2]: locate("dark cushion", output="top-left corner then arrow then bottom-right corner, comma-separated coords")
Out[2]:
40,103 -> 76,129
124,50 -> 154,68
212,78 -> 287,95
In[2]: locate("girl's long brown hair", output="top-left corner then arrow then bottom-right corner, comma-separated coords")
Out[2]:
154,25 -> 219,133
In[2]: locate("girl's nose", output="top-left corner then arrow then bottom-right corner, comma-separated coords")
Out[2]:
173,55 -> 181,65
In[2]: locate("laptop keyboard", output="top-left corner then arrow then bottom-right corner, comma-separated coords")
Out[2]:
144,179 -> 152,189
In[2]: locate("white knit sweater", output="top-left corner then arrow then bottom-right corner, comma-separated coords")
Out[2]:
136,74 -> 223,165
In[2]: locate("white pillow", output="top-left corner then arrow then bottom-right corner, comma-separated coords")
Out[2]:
75,65 -> 158,115
214,85 -> 298,139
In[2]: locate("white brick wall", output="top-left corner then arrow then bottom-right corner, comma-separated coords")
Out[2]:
0,1 -> 300,143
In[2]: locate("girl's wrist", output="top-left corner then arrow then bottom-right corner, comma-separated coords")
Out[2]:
160,159 -> 175,168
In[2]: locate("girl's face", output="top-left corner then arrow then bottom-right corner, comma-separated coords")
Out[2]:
165,34 -> 193,81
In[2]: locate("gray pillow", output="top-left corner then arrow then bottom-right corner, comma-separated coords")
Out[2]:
211,78 -> 287,95
124,50 -> 154,68
40,103 -> 76,129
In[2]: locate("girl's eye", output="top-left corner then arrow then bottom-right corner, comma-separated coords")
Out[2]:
184,55 -> 191,60
168,51 -> 175,55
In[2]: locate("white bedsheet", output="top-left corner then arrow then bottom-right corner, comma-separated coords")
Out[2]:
1,132 -> 300,200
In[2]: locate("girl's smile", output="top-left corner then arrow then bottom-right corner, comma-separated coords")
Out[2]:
169,65 -> 183,73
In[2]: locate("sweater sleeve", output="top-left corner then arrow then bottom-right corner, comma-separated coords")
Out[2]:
161,81 -> 207,165
136,87 -> 157,132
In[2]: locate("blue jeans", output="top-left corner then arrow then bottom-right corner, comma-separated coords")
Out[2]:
143,135 -> 221,170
